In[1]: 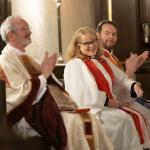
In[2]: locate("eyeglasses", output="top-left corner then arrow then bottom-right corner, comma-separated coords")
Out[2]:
13,26 -> 31,33
78,39 -> 98,46
20,26 -> 31,32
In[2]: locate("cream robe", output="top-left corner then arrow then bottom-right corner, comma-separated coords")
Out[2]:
0,45 -> 113,150
64,57 -> 150,150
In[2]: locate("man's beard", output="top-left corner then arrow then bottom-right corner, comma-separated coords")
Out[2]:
23,38 -> 31,47
103,42 -> 116,52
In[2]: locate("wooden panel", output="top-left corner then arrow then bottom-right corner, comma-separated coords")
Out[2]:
0,0 -> 11,53
138,0 -> 150,51
136,61 -> 150,99
94,0 -> 140,60
0,80 -> 7,129
139,0 -> 150,23
111,0 -> 139,60
0,0 -> 11,23
94,0 -> 109,29
0,0 -> 5,23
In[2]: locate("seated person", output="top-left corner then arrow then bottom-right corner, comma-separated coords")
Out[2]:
0,15 -> 113,150
96,20 -> 150,139
64,27 -> 150,150
96,20 -> 150,108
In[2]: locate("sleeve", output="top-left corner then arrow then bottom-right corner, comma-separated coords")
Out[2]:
64,58 -> 107,114
33,75 -> 47,104
1,63 -> 39,113
104,57 -> 136,102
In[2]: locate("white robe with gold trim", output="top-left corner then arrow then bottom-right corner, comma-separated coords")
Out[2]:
0,45 -> 113,150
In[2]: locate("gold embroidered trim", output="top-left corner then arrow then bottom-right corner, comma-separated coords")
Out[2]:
0,65 -> 10,87
19,55 -> 40,78
80,113 -> 95,150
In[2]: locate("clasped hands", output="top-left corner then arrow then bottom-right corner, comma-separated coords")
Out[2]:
108,83 -> 143,108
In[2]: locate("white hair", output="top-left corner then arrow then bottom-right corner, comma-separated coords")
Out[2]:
0,15 -> 23,43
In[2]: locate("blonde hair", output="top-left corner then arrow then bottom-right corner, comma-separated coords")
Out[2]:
65,27 -> 103,62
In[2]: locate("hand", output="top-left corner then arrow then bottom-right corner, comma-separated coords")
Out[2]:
134,83 -> 144,97
120,101 -> 130,107
125,52 -> 139,78
108,97 -> 122,108
41,52 -> 57,79
137,51 -> 149,68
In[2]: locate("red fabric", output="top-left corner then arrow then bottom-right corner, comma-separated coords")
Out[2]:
103,50 -> 124,70
25,89 -> 67,150
121,107 -> 144,144
128,107 -> 148,134
8,77 -> 67,150
84,58 -> 113,98
83,58 -> 145,144
129,107 -> 147,126
103,50 -> 118,66
97,57 -> 114,83
7,56 -> 67,149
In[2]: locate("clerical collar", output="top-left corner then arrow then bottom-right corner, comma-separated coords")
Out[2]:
90,56 -> 96,59
78,56 -> 96,61
7,44 -> 26,56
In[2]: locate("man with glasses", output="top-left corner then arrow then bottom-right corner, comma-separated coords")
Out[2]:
0,15 -> 114,150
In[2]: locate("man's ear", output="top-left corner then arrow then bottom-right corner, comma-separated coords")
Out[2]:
7,32 -> 14,41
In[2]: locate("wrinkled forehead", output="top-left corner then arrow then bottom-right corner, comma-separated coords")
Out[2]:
13,19 -> 29,28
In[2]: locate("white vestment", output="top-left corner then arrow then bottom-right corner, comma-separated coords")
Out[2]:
0,45 -> 113,150
104,48 -> 150,137
64,57 -> 150,150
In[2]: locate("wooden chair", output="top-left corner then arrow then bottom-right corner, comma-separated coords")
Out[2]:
0,80 -> 7,130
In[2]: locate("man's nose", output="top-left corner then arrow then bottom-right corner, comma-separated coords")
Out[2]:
28,30 -> 32,34
108,34 -> 113,39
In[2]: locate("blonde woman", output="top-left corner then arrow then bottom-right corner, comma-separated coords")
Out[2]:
64,27 -> 150,150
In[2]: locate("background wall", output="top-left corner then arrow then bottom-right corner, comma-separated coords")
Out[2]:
11,0 -> 95,62
61,0 -> 95,54
1,0 -> 150,99
0,0 -> 11,51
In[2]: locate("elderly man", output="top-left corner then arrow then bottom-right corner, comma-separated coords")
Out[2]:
0,16 -> 113,150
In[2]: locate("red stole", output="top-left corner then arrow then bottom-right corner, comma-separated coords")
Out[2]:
103,50 -> 124,71
120,107 -> 145,144
84,57 -> 113,98
83,57 -> 145,144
